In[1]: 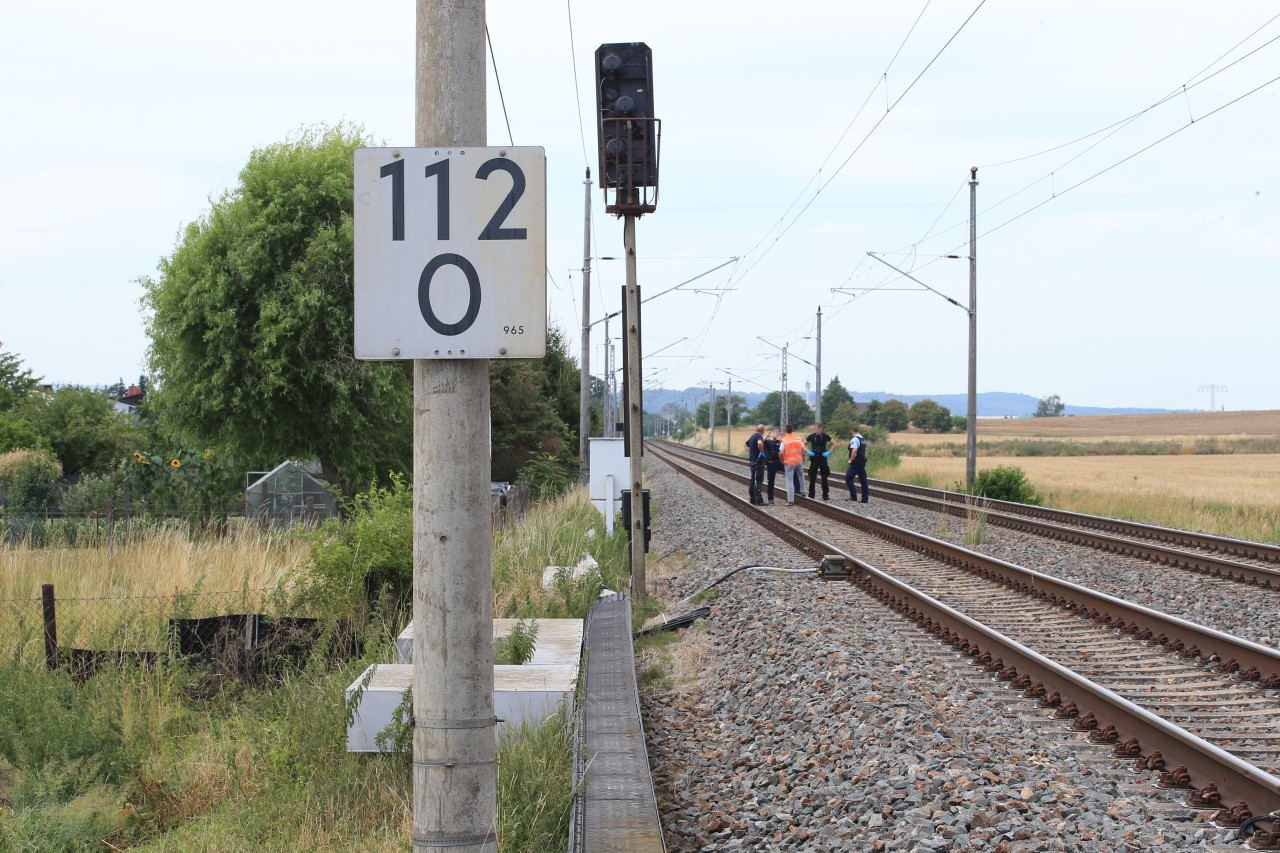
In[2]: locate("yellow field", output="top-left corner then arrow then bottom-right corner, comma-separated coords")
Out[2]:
893,453 -> 1280,542
896,410 -> 1280,446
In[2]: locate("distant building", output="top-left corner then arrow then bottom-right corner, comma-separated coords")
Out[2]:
115,384 -> 146,415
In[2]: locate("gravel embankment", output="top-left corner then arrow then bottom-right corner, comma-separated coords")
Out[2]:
639,461 -> 1247,852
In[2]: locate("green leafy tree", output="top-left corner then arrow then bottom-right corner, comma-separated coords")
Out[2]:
951,415 -> 967,433
826,400 -> 860,441
141,125 -> 413,495
1033,394 -> 1065,418
908,398 -> 952,433
750,391 -> 814,429
863,399 -> 882,424
491,359 -> 574,485
539,325 -> 582,450
17,386 -> 143,477
820,376 -> 854,421
0,416 -> 45,455
0,343 -> 41,414
876,399 -> 909,432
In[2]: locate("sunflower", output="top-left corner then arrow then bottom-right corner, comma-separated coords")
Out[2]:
133,451 -> 144,463
170,459 -> 182,469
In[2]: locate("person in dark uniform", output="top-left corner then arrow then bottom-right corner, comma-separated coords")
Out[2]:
745,423 -> 766,505
846,428 -> 869,503
762,428 -> 783,505
805,422 -> 833,501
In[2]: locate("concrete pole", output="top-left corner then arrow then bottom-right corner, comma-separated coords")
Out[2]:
708,384 -> 716,451
815,307 -> 823,424
578,169 -> 593,484
413,2 -> 496,851
725,377 -> 732,452
602,315 -> 612,434
624,215 -> 646,601
780,344 -> 789,430
966,167 -> 978,492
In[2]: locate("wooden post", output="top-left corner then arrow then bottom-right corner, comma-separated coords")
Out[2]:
41,583 -> 57,671
624,215 -> 646,601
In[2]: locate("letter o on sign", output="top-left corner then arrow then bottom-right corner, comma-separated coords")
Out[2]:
418,253 -> 482,336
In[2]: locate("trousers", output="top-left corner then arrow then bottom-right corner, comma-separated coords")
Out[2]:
846,461 -> 868,502
749,457 -> 766,503
807,456 -> 830,499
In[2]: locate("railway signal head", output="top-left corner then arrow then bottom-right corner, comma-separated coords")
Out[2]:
595,42 -> 659,211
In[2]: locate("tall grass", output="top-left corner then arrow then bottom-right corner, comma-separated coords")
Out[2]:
1,526 -> 308,601
1,527 -> 310,659
493,487 -> 629,619
0,486 -> 627,851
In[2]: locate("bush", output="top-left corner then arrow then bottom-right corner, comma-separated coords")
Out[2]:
301,475 -> 413,617
515,452 -> 575,502
965,465 -> 1040,505
60,471 -> 127,518
0,448 -> 62,515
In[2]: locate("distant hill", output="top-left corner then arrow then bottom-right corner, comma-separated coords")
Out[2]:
642,388 -> 1182,419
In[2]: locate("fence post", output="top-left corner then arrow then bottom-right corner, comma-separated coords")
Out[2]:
41,583 -> 58,671
106,496 -> 115,556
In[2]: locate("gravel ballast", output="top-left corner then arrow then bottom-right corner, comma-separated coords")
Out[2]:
639,461 -> 1249,851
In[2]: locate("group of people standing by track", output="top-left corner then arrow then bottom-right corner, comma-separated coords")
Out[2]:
745,422 -> 869,507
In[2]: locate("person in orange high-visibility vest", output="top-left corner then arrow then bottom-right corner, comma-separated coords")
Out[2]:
780,424 -> 806,506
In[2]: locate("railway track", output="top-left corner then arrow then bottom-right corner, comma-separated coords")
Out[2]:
648,441 -> 1280,845
663,441 -> 1280,589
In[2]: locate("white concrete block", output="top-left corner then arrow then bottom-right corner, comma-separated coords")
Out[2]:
396,618 -> 584,667
344,662 -> 578,752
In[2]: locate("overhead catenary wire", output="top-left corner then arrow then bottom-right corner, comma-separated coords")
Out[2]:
728,1 -> 987,291
564,0 -> 591,169
485,24 -> 514,146
822,29 -> 1280,324
866,14 -> 1280,276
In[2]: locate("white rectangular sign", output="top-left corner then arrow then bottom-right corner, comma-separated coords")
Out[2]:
354,146 -> 547,359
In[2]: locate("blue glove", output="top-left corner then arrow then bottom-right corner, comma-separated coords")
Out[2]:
758,453 -> 766,459
807,450 -> 814,457
823,451 -> 830,457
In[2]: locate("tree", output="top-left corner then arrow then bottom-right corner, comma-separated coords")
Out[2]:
909,399 -> 952,433
0,342 -> 40,414
141,126 -> 414,494
490,330 -> 577,485
826,401 -> 860,441
538,325 -> 583,450
0,416 -> 44,455
820,376 -> 854,421
1033,394 -> 1065,418
876,399 -> 909,432
863,399 -> 882,424
17,386 -> 144,477
750,391 -> 814,430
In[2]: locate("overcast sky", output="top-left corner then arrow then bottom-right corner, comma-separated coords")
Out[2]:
2,1 -> 1277,412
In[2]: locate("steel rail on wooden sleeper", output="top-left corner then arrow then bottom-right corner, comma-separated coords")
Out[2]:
649,441 -> 1280,830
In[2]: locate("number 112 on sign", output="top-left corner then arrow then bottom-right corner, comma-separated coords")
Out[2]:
353,147 -> 547,360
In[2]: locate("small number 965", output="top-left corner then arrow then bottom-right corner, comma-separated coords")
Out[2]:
504,325 -> 525,335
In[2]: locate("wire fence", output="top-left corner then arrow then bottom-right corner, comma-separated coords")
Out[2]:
2,485 -> 532,676
2,482 -> 529,545
0,582 -> 336,684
